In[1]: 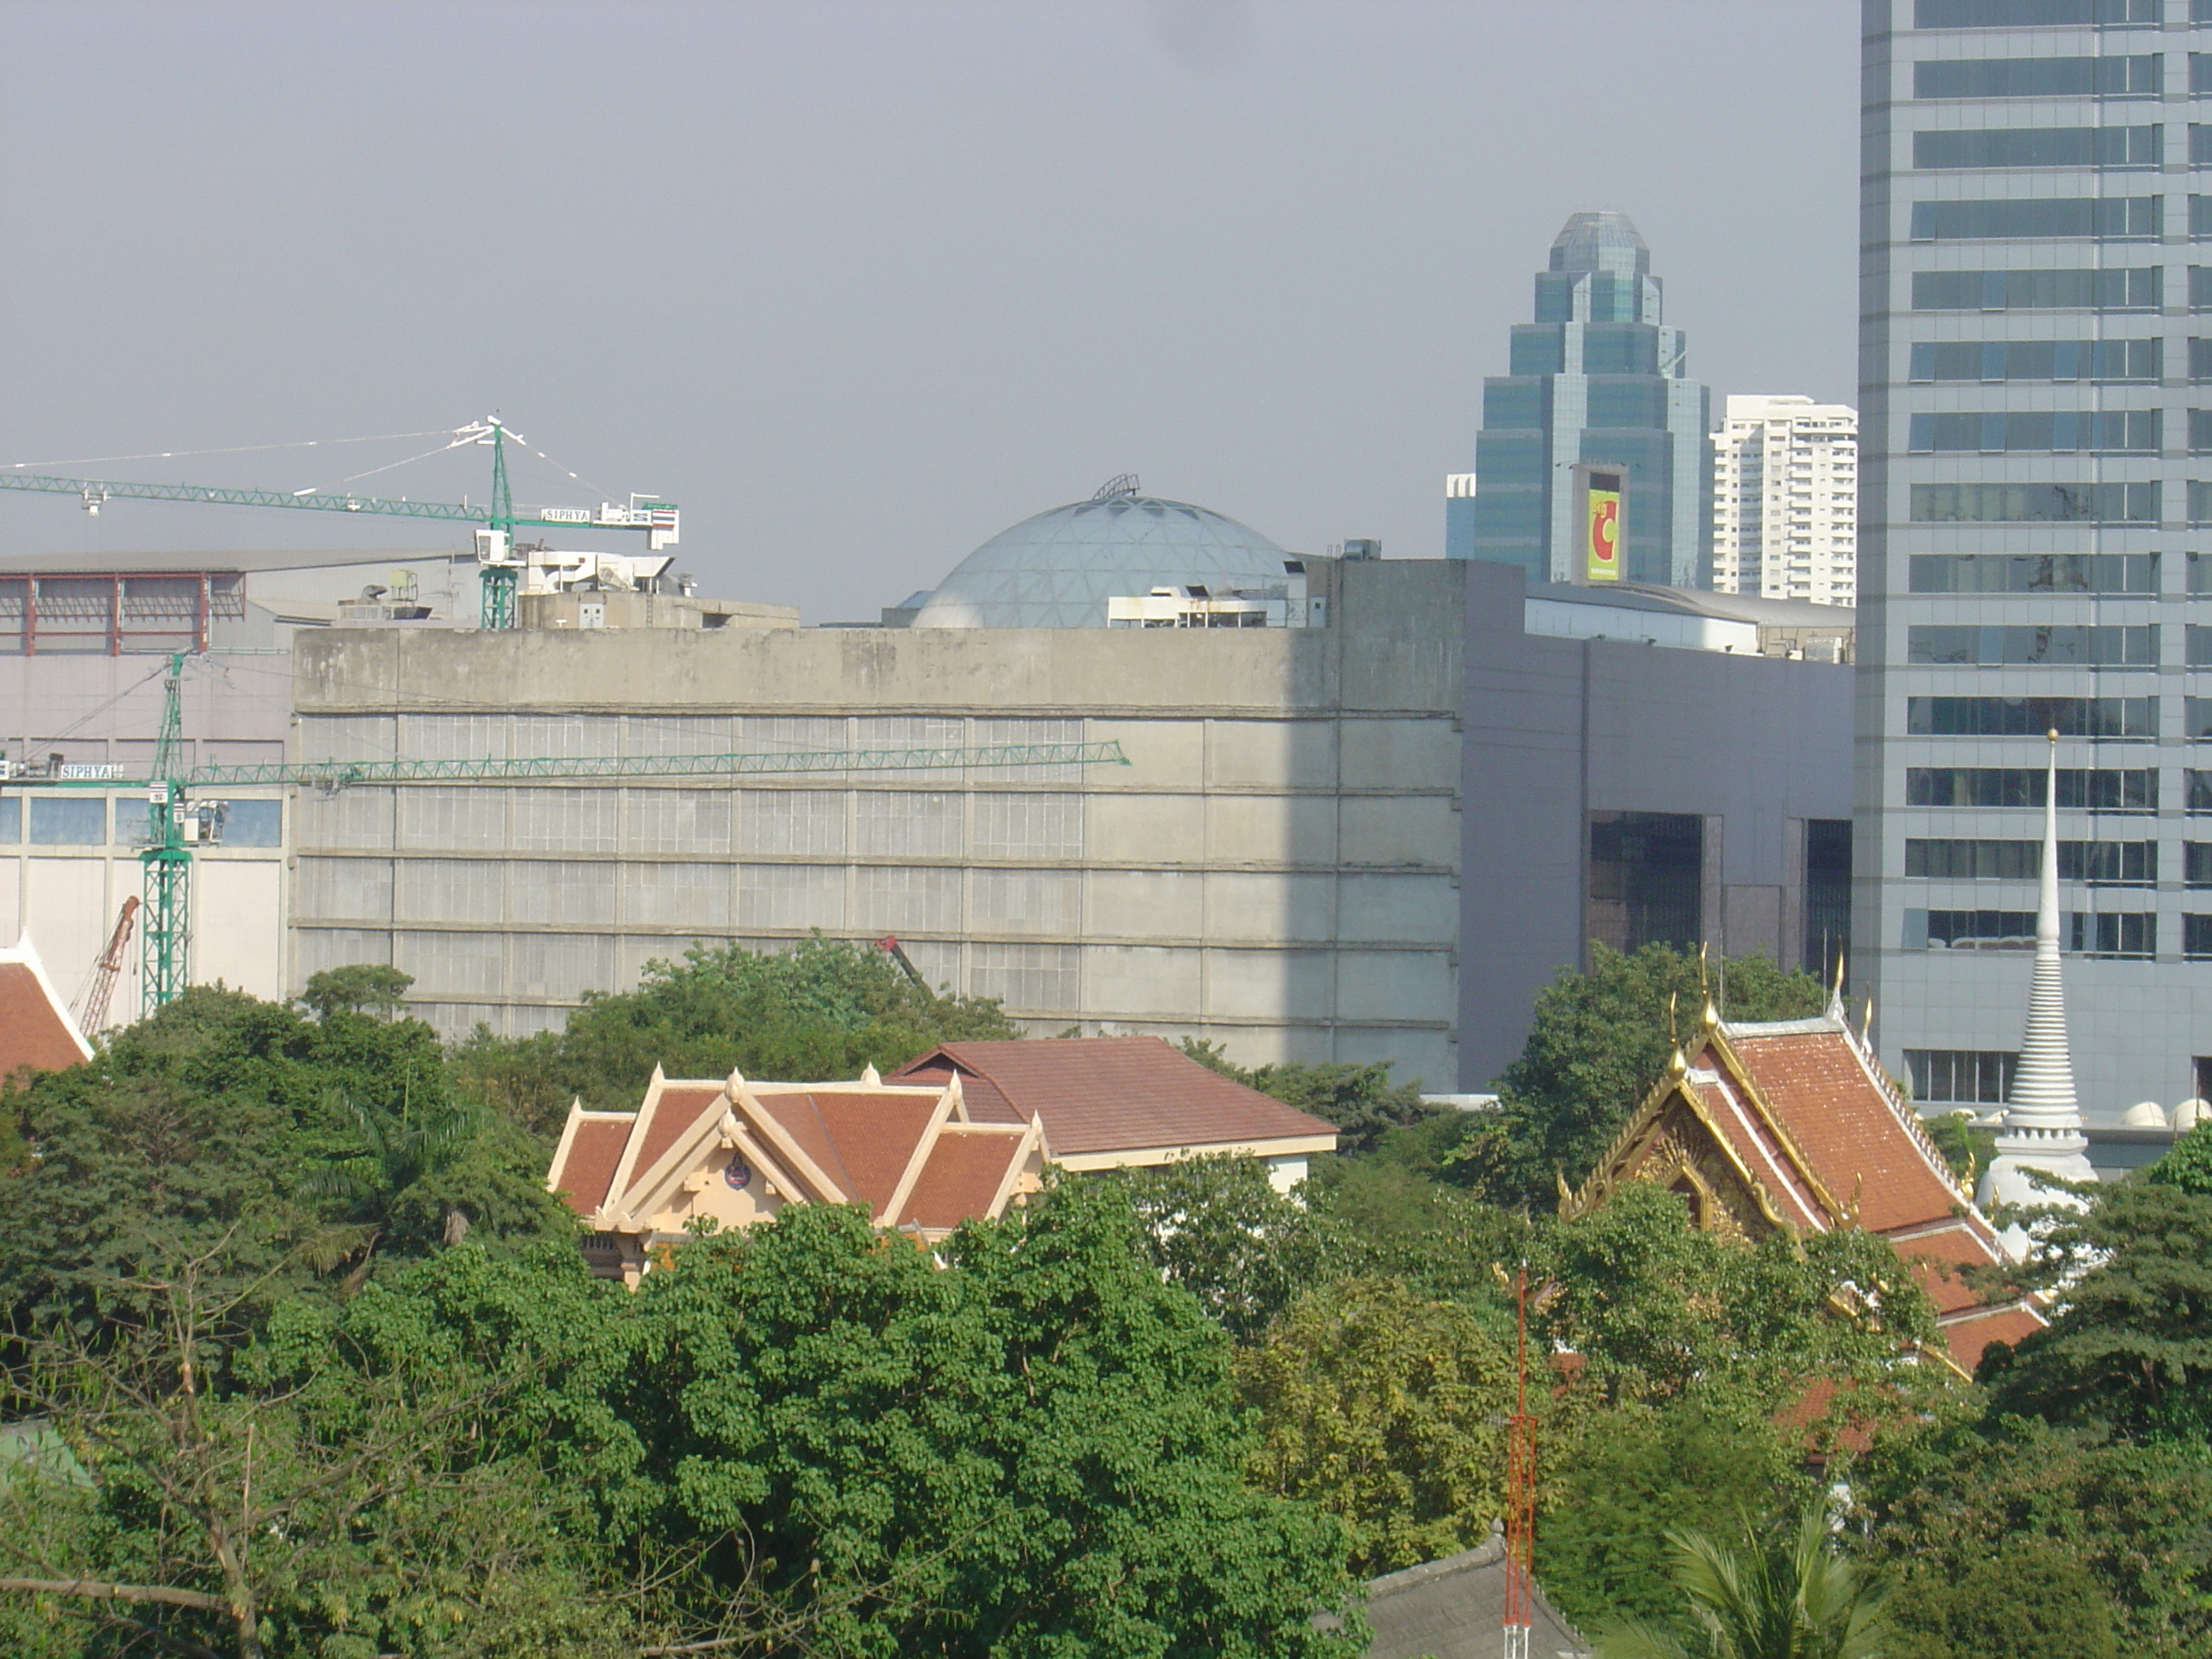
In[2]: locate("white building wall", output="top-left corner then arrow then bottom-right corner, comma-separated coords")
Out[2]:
1710,394 -> 1858,606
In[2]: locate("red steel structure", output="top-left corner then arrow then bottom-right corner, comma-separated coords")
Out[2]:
1503,1265 -> 1536,1659
0,570 -> 245,655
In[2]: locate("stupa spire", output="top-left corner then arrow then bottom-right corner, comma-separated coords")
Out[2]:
1976,731 -> 2097,1249
2011,731 -> 2079,1122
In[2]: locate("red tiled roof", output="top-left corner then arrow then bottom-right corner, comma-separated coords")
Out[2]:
1720,1020 -> 2037,1373
551,1118 -> 633,1216
757,1089 -> 940,1215
1935,1301 -> 2046,1372
892,1036 -> 1336,1157
899,1128 -> 1026,1231
0,958 -> 92,1079
632,1085 -> 725,1183
1730,1031 -> 1970,1237
1685,1064 -> 1829,1231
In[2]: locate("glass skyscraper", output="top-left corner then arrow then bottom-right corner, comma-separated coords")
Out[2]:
1458,211 -> 1712,587
1861,0 -> 2211,1121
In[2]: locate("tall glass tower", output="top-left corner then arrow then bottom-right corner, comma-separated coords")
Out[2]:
1860,0 -> 2210,1124
1462,211 -> 1713,587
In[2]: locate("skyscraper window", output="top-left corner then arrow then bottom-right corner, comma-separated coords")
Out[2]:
1452,212 -> 1712,586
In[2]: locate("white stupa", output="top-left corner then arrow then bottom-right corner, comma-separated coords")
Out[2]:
1976,732 -> 2098,1256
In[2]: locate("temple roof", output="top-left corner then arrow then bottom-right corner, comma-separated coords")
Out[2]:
546,1064 -> 1045,1250
0,938 -> 94,1081
1566,1007 -> 2040,1376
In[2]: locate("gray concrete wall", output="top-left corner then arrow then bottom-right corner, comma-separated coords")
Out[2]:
288,559 -> 1468,1082
1458,562 -> 1853,1089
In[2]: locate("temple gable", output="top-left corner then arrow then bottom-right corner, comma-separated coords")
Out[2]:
547,1064 -> 1046,1284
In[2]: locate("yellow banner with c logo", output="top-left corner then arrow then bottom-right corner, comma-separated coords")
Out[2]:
1586,483 -> 1621,582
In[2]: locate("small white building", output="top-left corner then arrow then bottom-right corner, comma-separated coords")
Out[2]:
1709,394 -> 1858,607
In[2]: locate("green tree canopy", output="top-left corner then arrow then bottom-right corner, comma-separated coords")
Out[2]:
1538,1181 -> 1936,1411
1233,1277 -> 1512,1575
1178,1040 -> 1441,1156
0,986 -> 571,1341
1593,1502 -> 1889,1659
614,1181 -> 1362,1657
1977,1175 -> 2212,1442
1480,945 -> 1827,1208
1110,1154 -> 1342,1342
451,935 -> 1022,1126
1541,1395 -> 1813,1641
1851,1414 -> 2212,1659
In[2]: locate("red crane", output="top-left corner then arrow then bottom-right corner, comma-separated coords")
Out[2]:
1503,1264 -> 1536,1659
72,895 -> 140,1036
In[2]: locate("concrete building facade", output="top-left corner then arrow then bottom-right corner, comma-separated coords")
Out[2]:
1457,560 -> 1856,1086
1860,0 -> 2212,1122
1711,395 -> 1860,606
288,557 -> 1471,1084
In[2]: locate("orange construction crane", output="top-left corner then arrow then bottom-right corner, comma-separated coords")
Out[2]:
73,895 -> 139,1037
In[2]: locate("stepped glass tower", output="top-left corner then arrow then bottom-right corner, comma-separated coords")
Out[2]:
1860,0 -> 2212,1122
1461,211 -> 1713,587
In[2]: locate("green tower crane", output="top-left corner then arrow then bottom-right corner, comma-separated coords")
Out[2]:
3,655 -> 1129,1024
0,418 -> 678,629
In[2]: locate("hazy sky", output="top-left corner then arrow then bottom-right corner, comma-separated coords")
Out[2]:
0,0 -> 1856,621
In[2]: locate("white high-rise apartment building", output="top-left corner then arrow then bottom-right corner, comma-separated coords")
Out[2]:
1710,394 -> 1858,605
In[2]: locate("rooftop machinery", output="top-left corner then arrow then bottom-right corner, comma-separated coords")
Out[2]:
0,418 -> 678,628
2,654 -> 1131,1022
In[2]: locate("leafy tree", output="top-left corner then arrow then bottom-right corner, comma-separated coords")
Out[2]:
1881,1539 -> 2119,1659
1919,1109 -> 1995,1185
300,963 -> 416,1021
1233,1277 -> 1511,1575
1593,1502 -> 1888,1659
1111,1154 -> 1341,1342
0,1243 -> 643,1659
616,1183 -> 1363,1657
1483,945 -> 1827,1207
1538,1181 -> 1936,1411
2145,1119 -> 2212,1195
1542,1396 -> 1812,1640
1301,1155 -> 1530,1317
1178,1040 -> 1441,1156
299,1088 -> 574,1291
1977,1175 -> 2212,1442
451,934 -> 1022,1122
1850,1414 -> 2212,1658
0,986 -> 556,1341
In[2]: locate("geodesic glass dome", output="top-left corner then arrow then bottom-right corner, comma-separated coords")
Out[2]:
910,479 -> 1292,629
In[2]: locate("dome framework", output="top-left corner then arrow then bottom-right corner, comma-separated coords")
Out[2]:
911,477 -> 1294,629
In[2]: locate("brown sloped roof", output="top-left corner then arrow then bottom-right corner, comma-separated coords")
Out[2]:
550,1117 -> 634,1216
899,1127 -> 1027,1231
632,1085 -> 725,1184
1935,1301 -> 2046,1367
1719,1017 -> 2037,1373
892,1036 -> 1336,1157
0,952 -> 93,1079
754,1089 -> 940,1217
1730,1029 -> 1974,1237
1685,1062 -> 1830,1231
